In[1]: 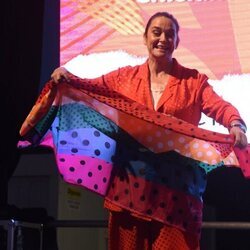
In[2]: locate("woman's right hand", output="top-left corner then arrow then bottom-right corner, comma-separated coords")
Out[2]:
51,67 -> 70,84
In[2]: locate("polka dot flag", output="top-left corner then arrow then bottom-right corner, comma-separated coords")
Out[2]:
18,76 -> 250,236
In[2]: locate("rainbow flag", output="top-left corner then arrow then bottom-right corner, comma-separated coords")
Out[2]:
18,77 -> 250,235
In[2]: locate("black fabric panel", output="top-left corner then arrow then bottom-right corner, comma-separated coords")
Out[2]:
1,0 -> 45,205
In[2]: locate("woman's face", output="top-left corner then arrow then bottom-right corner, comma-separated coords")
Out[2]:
144,16 -> 179,61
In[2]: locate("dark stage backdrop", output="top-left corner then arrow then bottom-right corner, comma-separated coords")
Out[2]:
1,0 -> 59,205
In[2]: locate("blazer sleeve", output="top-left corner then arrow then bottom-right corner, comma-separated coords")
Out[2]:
198,74 -> 245,128
67,65 -> 132,92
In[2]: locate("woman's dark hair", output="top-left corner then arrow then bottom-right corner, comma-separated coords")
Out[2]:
144,12 -> 180,37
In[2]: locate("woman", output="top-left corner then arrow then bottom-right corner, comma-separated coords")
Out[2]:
49,12 -> 247,250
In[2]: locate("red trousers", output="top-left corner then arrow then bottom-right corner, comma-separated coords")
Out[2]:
108,211 -> 200,250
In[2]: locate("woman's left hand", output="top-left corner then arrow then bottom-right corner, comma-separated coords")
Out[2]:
230,126 -> 248,148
